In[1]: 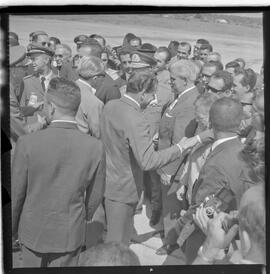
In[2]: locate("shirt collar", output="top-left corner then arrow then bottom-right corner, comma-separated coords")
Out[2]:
123,94 -> 140,108
168,85 -> 195,111
51,119 -> 78,125
39,70 -> 53,81
211,136 -> 238,151
77,78 -> 96,94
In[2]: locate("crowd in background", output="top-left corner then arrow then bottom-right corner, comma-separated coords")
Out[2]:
6,28 -> 265,267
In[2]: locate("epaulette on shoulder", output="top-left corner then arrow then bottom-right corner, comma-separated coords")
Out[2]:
23,74 -> 34,80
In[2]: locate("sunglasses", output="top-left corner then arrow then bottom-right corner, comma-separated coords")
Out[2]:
177,51 -> 188,55
201,73 -> 211,78
122,61 -> 132,65
41,42 -> 49,47
101,59 -> 108,62
206,85 -> 222,93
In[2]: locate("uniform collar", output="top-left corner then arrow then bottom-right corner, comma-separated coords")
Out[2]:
211,136 -> 238,152
49,120 -> 78,129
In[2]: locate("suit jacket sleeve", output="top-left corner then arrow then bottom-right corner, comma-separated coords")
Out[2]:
85,143 -> 106,220
128,117 -> 182,171
11,137 -> 28,237
160,105 -> 196,176
87,101 -> 104,139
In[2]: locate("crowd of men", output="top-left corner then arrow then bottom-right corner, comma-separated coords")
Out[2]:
7,29 -> 265,267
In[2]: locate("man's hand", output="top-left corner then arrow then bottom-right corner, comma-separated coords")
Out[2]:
178,136 -> 198,152
176,185 -> 186,201
32,101 -> 44,110
160,172 -> 171,186
203,212 -> 239,250
193,205 -> 209,235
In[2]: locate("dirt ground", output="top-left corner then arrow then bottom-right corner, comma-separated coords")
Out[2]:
9,14 -> 263,72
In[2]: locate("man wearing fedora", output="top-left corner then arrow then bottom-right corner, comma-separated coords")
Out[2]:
19,44 -> 57,126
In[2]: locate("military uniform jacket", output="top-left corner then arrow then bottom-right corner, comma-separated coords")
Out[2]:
19,71 -> 57,125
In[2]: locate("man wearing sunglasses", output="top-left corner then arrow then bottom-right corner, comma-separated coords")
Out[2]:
205,71 -> 233,97
197,61 -> 223,94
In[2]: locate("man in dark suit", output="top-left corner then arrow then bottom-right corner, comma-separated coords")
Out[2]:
19,44 -> 57,126
184,97 -> 259,263
77,42 -> 121,104
12,78 -> 106,267
100,69 -> 201,245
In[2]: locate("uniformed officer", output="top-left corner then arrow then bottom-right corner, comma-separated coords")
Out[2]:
19,44 -> 56,126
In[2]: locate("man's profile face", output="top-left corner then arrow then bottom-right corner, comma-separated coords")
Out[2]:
193,43 -> 201,57
30,53 -> 48,73
200,49 -> 210,62
232,74 -> 249,100
36,35 -> 49,47
168,43 -> 178,58
226,67 -> 236,76
169,68 -> 186,95
206,77 -> 225,94
201,65 -> 217,84
153,51 -> 167,72
177,45 -> 190,60
120,54 -> 132,74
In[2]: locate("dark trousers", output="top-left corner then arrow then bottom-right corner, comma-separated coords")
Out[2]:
104,198 -> 137,246
21,245 -> 81,267
149,170 -> 162,211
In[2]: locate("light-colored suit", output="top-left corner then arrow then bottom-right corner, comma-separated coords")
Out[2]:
75,78 -> 104,139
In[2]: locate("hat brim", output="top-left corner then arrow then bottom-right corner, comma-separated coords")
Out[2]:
130,63 -> 151,69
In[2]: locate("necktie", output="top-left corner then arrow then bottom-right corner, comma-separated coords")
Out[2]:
41,77 -> 46,92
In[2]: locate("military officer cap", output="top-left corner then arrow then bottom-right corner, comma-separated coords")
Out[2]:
130,51 -> 157,69
27,43 -> 55,57
74,34 -> 89,45
10,45 -> 26,67
137,43 -> 157,56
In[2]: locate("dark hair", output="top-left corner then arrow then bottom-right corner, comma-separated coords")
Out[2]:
79,242 -> 140,266
206,60 -> 224,71
123,33 -> 137,45
234,58 -> 246,68
118,49 -> 131,58
127,69 -> 157,94
179,42 -> 192,54
234,68 -> 257,92
212,70 -> 233,91
9,32 -> 19,46
156,46 -> 171,62
225,61 -> 241,70
196,38 -> 210,45
168,40 -> 179,48
49,37 -> 61,45
46,77 -> 81,115
200,43 -> 213,52
90,34 -> 106,47
209,97 -> 243,132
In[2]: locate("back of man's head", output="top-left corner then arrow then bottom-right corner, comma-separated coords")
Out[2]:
79,242 -> 140,266
197,38 -> 210,45
239,185 -> 265,261
77,56 -> 104,79
200,43 -> 213,52
46,77 -> 81,116
212,70 -> 233,92
209,97 -> 243,133
79,42 -> 103,58
127,68 -> 157,94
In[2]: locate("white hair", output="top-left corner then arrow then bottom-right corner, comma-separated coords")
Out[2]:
77,56 -> 104,79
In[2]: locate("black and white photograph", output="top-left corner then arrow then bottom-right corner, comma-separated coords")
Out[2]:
0,9 -> 266,270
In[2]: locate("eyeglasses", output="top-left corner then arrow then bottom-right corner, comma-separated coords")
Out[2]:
122,61 -> 132,65
206,85 -> 222,93
201,73 -> 211,79
54,54 -> 63,58
177,51 -> 188,55
101,59 -> 108,62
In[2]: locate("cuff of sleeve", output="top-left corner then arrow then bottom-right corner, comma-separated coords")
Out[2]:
176,143 -> 183,154
196,135 -> 202,144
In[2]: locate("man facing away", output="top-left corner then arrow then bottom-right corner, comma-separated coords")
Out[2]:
100,69 -> 201,245
12,78 -> 106,267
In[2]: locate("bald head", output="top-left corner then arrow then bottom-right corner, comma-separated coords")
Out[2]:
210,97 -> 243,133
